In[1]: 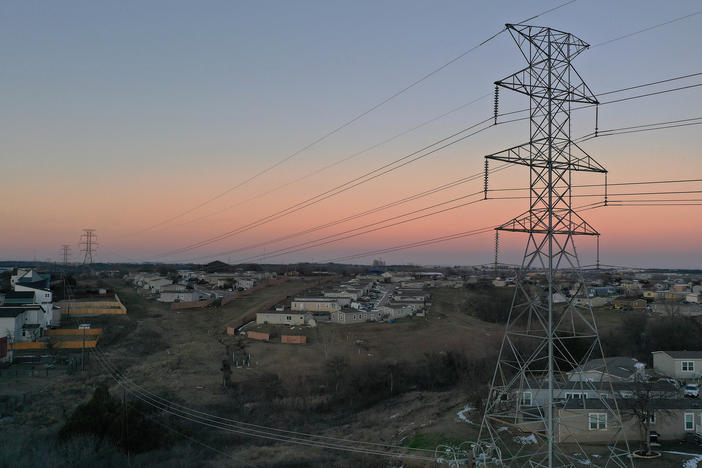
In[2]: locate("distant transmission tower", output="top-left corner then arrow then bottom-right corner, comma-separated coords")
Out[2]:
60,244 -> 72,265
476,24 -> 630,467
80,229 -> 98,265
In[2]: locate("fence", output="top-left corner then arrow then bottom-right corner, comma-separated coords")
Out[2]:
281,335 -> 307,344
247,331 -> 269,341
10,338 -> 100,350
59,298 -> 127,316
170,298 -> 215,310
46,328 -> 103,336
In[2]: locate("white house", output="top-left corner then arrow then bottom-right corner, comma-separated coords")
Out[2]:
291,298 -> 341,312
158,290 -> 201,303
653,351 -> 702,381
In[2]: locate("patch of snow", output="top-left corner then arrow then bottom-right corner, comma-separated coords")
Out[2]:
456,405 -> 477,425
498,426 -> 509,432
390,413 -> 400,419
663,451 -> 702,468
514,434 -> 538,445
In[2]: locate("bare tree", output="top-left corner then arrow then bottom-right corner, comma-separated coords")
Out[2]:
626,376 -> 677,456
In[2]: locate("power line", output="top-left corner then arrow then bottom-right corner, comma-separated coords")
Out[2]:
161,72 -> 702,235
227,194 -> 487,264
130,1 -> 579,236
155,117 -> 496,259
163,88 -> 702,263
171,93 -> 493,230
591,8 -> 702,48
184,164 -> 512,263
89,347 -> 439,461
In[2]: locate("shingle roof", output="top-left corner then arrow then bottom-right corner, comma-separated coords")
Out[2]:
16,279 -> 50,291
564,398 -> 702,411
658,350 -> 702,359
572,356 -> 639,379
0,307 -> 27,318
4,291 -> 35,304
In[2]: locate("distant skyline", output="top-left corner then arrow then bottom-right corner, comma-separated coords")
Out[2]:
2,1 -> 701,268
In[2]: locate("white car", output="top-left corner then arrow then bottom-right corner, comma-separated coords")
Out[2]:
684,384 -> 699,398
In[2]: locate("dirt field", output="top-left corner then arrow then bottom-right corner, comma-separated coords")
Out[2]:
4,280 -> 702,467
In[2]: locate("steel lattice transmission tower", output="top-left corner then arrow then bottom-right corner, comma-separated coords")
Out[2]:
60,244 -> 72,265
476,24 -> 630,467
80,229 -> 98,265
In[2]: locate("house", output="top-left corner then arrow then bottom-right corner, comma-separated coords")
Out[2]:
520,378 -> 678,408
686,293 -> 702,304
321,291 -> 353,306
567,356 -> 642,382
235,278 -> 255,290
291,298 -> 341,312
0,305 -> 45,343
558,398 -> 702,443
378,304 -> 414,319
587,286 -> 617,297
145,277 -> 172,293
330,309 -> 382,324
612,297 -> 647,310
10,268 -> 48,288
158,290 -> 201,303
653,351 -> 702,381
14,282 -> 53,305
393,289 -> 429,302
256,312 -> 308,326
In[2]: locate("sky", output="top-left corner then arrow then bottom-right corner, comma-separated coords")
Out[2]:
1,0 -> 701,268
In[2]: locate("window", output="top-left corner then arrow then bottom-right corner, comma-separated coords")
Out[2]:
682,361 -> 695,372
565,392 -> 584,399
286,316 -> 291,321
647,412 -> 656,424
588,413 -> 607,430
522,392 -> 532,406
685,413 -> 695,431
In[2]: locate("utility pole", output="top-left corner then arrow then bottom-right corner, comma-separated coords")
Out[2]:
60,244 -> 72,265
80,229 -> 97,265
79,323 -> 90,372
476,24 -> 630,467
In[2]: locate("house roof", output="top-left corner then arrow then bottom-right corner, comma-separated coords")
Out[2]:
564,398 -> 702,411
16,279 -> 50,291
655,350 -> 702,359
4,291 -> 36,304
571,356 -> 640,379
0,307 -> 28,318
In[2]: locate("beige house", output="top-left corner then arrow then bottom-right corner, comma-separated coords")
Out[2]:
653,350 -> 702,381
558,398 -> 702,443
291,297 -> 341,312
256,312 -> 307,326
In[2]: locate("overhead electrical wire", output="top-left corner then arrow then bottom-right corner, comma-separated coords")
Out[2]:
89,347 -> 440,461
590,8 -> 702,48
171,93 -> 492,230
173,73 -> 702,233
323,201 -> 608,264
156,79 -> 702,262
183,163 -> 512,263
131,0 -> 579,236
154,116 -> 496,259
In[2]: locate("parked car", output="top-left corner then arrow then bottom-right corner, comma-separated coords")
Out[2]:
684,384 -> 699,398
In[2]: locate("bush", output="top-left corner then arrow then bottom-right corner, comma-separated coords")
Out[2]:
59,384 -> 175,454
